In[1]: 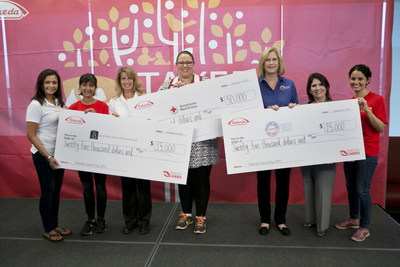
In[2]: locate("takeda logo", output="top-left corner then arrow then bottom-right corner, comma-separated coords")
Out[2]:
65,116 -> 85,124
0,1 -> 29,20
163,171 -> 182,179
228,118 -> 249,126
134,101 -> 154,110
340,149 -> 360,156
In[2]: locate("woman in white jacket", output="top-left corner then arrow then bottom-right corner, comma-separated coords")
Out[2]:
109,67 -> 152,235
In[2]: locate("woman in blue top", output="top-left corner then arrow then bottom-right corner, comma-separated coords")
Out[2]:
257,47 -> 298,236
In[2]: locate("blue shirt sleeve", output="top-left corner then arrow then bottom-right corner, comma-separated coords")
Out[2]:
290,80 -> 299,104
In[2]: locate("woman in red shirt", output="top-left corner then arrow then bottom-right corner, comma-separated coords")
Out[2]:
335,64 -> 388,242
69,73 -> 109,236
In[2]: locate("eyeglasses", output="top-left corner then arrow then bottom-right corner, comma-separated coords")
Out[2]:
176,61 -> 194,66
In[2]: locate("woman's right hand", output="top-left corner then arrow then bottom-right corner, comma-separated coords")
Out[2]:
267,105 -> 279,111
172,81 -> 185,88
111,112 -> 120,117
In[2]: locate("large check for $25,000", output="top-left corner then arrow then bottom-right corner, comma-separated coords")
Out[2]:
54,109 -> 193,184
221,99 -> 366,174
127,69 -> 264,142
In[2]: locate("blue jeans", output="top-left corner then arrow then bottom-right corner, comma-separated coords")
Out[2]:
343,156 -> 378,228
32,152 -> 64,232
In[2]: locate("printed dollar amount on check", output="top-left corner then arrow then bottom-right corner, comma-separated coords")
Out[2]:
54,109 -> 193,184
127,69 -> 264,142
221,99 -> 365,174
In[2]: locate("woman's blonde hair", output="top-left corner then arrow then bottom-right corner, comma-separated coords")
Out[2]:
114,67 -> 145,97
257,47 -> 285,78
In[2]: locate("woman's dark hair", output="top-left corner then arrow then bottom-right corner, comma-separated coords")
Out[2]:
349,64 -> 371,79
32,69 -> 64,107
306,72 -> 332,103
78,73 -> 97,96
79,73 -> 97,87
175,50 -> 195,64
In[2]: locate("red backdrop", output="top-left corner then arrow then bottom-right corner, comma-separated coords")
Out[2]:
0,0 -> 393,205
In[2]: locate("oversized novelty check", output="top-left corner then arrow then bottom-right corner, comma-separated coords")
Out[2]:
127,69 -> 264,142
54,109 -> 193,184
221,99 -> 365,174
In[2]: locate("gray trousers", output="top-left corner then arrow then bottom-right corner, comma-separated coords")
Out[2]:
301,163 -> 336,231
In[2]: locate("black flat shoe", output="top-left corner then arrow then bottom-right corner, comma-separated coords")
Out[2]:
303,221 -> 316,228
277,226 -> 291,236
316,229 -> 326,237
123,227 -> 133,234
123,223 -> 138,234
139,224 -> 150,235
259,227 -> 269,236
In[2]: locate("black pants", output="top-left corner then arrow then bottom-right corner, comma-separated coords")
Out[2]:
32,152 -> 64,232
121,177 -> 152,227
78,171 -> 107,219
179,165 -> 212,217
257,168 -> 291,224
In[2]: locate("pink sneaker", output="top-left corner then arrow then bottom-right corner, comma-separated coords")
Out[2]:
335,219 -> 359,230
351,228 -> 370,242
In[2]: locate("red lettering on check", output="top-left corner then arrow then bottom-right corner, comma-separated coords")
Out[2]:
228,118 -> 249,126
65,116 -> 85,124
135,101 -> 154,110
340,149 -> 360,156
163,171 -> 182,179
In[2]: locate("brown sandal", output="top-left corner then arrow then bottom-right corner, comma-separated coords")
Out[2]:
43,232 -> 63,242
54,227 -> 72,236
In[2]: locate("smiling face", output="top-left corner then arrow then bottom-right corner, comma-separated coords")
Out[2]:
309,78 -> 327,102
176,53 -> 194,79
43,75 -> 59,98
263,51 -> 279,76
349,70 -> 370,94
120,72 -> 134,92
79,81 -> 96,100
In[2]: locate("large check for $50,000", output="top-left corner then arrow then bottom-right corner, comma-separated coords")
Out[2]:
54,109 -> 193,184
221,99 -> 366,174
127,69 -> 264,142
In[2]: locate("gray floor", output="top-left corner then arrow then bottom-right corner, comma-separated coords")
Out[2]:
0,198 -> 399,267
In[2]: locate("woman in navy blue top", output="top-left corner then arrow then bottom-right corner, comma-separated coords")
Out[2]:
256,47 -> 298,236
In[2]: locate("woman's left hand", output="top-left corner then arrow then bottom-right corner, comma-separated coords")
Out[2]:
288,103 -> 298,109
49,157 -> 60,170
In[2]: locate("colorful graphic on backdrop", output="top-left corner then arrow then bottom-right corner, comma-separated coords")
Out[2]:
0,0 -> 393,206
54,1 -> 284,107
